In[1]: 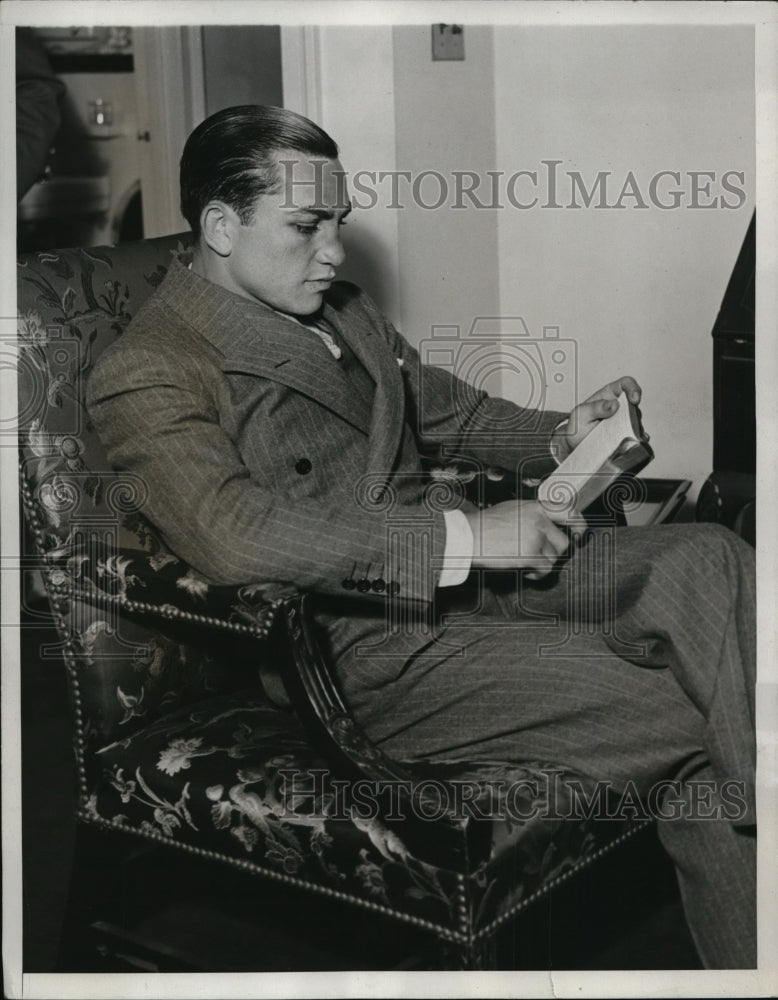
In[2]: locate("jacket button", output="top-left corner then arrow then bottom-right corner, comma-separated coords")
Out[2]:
372,578 -> 386,593
295,458 -> 312,475
388,582 -> 401,596
342,578 -> 356,590
356,579 -> 371,593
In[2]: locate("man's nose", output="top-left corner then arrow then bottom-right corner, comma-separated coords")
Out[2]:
317,229 -> 346,268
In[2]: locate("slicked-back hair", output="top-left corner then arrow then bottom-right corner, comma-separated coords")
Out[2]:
180,104 -> 339,240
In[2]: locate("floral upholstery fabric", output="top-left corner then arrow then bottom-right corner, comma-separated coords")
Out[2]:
18,234 -> 187,558
18,235 -> 646,955
45,540 -> 286,747
17,235 -> 239,741
90,691 -> 639,937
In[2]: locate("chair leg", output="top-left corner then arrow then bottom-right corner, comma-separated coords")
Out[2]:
56,823 -> 125,971
436,933 -> 498,970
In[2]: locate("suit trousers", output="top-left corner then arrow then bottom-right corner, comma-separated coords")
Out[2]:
337,522 -> 757,968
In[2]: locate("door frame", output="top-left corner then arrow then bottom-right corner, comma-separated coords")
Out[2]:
280,26 -> 321,121
133,26 -> 205,238
134,25 -> 324,239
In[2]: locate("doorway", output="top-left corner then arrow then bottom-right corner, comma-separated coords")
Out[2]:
16,24 -> 285,251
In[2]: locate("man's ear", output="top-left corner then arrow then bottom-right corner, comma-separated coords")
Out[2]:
199,201 -> 238,258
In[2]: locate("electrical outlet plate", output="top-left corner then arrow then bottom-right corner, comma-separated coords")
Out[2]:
431,24 -> 464,61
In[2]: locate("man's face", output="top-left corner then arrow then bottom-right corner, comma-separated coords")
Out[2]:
224,153 -> 350,316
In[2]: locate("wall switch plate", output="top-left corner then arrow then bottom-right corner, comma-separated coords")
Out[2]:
431,24 -> 464,61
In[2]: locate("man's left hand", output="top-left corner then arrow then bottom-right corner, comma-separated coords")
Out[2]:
553,376 -> 643,461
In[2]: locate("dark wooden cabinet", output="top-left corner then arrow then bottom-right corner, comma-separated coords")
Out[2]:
696,212 -> 755,543
712,212 -> 755,475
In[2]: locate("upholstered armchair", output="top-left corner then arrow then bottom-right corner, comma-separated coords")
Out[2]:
17,234 -> 650,971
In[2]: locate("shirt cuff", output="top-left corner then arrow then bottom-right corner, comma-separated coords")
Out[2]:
439,509 -> 474,587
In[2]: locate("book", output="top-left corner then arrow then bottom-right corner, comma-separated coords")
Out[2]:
538,393 -> 654,521
624,477 -> 692,526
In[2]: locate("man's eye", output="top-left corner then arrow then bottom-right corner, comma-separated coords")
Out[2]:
295,224 -> 318,235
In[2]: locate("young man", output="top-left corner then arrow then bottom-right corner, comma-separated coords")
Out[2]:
87,105 -> 756,967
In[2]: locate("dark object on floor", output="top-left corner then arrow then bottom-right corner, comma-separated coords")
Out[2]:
696,471 -> 755,546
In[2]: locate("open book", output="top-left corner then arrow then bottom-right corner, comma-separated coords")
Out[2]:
625,477 -> 692,526
538,393 -> 653,521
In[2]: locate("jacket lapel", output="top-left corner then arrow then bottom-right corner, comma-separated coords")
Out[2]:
322,299 -> 405,480
219,319 -> 370,434
160,257 -> 405,466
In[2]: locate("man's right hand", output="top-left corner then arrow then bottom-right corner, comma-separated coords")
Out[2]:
464,501 -> 571,580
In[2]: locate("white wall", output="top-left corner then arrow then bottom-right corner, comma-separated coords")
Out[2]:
298,24 -> 501,340
310,26 -> 403,325
296,23 -> 754,491
493,25 -> 755,487
392,25 -> 500,343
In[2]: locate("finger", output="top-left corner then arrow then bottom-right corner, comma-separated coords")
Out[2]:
545,522 -> 571,556
611,375 -> 641,405
526,534 -> 571,577
577,397 -> 620,429
524,558 -> 555,581
596,397 -> 620,420
539,544 -> 562,569
586,377 -> 642,407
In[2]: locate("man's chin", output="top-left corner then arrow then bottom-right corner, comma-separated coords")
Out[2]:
294,291 -> 325,316
260,286 -> 325,318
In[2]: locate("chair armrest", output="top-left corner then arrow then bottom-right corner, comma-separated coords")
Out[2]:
45,541 -> 468,851
45,543 -> 279,636
276,593 -> 472,861
426,461 -> 635,525
277,593 -> 426,784
425,461 -> 520,508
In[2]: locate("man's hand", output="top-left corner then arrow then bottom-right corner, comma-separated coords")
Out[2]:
464,501 -> 570,580
552,376 -> 643,461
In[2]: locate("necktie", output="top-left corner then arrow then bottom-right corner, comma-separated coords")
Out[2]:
307,320 -> 342,360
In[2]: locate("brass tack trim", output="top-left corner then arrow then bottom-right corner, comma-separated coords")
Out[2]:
78,813 -> 467,944
61,586 -> 278,639
471,819 -> 653,942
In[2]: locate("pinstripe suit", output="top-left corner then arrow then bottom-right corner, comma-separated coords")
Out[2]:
88,255 -> 756,967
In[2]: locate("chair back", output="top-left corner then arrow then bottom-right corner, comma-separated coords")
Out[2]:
18,235 -> 258,751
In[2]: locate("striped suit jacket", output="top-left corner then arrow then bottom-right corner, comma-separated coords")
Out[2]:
87,255 -> 566,663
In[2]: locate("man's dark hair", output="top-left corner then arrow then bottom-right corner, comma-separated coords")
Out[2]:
180,104 -> 339,240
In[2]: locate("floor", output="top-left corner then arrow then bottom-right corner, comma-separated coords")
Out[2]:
20,618 -> 701,973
